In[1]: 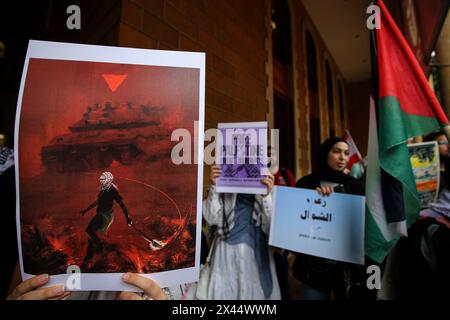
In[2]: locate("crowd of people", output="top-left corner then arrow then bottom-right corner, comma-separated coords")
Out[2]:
2,130 -> 449,300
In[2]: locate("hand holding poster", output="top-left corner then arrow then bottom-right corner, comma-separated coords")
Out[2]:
269,186 -> 365,265
15,40 -> 205,291
215,122 -> 268,194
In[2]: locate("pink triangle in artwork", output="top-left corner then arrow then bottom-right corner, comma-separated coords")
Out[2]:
102,74 -> 127,92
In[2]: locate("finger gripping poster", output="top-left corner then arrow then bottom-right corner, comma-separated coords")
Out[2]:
15,40 -> 205,291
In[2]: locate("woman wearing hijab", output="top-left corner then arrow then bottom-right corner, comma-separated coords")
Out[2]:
292,137 -> 367,300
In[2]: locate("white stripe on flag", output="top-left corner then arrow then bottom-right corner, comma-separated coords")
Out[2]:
366,96 -> 400,242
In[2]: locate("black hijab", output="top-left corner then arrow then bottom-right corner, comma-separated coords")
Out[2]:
296,137 -> 364,195
317,137 -> 348,181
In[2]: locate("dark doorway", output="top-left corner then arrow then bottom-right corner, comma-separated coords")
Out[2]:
325,61 -> 335,137
274,93 -> 295,171
306,30 -> 320,173
338,80 -> 345,129
272,0 -> 295,174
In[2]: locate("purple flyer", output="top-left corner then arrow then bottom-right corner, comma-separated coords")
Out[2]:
215,122 -> 268,194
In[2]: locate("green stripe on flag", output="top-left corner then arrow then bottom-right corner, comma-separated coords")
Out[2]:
378,95 -> 442,225
379,96 -> 445,149
366,96 -> 444,263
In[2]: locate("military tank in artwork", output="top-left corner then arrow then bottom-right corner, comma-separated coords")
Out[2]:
41,102 -> 173,172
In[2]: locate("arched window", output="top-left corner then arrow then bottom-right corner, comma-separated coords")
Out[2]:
272,0 -> 292,65
306,31 -> 318,93
338,80 -> 345,127
272,0 -> 295,173
306,30 -> 320,173
325,61 -> 335,137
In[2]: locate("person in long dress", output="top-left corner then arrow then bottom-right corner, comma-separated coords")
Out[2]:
201,164 -> 281,300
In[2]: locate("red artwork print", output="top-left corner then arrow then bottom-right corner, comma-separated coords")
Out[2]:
18,58 -> 200,275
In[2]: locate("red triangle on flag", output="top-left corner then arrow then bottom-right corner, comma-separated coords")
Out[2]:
102,74 -> 127,92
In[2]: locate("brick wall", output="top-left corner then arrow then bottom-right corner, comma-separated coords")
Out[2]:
119,0 -> 269,128
118,0 -> 270,191
46,0 -> 121,45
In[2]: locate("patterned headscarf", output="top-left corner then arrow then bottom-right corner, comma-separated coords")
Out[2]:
99,171 -> 117,191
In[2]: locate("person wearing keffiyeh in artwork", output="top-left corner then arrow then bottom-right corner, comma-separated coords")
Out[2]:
80,171 -> 133,270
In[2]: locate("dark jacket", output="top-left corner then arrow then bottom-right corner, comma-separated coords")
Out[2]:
1,166 -> 17,299
292,172 -> 364,293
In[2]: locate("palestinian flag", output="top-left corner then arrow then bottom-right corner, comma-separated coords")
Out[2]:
343,129 -> 363,170
365,0 -> 450,263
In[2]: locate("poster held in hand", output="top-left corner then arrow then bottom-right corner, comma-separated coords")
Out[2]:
215,121 -> 268,195
15,40 -> 205,291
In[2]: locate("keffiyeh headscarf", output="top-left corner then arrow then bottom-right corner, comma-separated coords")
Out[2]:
99,171 -> 117,191
0,146 -> 14,176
